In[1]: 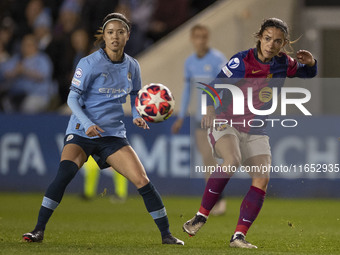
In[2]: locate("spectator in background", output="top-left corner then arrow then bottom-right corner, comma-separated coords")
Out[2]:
115,3 -> 152,56
24,0 -> 52,36
1,34 -> 55,113
81,0 -> 119,40
70,28 -> 91,69
147,0 -> 190,42
54,0 -> 82,37
0,42 -> 10,111
0,40 -> 9,65
120,0 -> 155,34
52,0 -> 82,105
0,17 -> 16,55
33,10 -> 53,52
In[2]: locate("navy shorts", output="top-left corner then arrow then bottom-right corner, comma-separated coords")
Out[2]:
64,134 -> 130,169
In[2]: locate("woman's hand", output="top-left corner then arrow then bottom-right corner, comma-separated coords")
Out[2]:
201,105 -> 216,129
171,118 -> 183,134
86,125 -> 105,137
296,50 -> 315,67
133,118 -> 150,130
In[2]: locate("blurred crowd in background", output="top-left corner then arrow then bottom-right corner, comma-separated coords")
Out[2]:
0,0 -> 217,114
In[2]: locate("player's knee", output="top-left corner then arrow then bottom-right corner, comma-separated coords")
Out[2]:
222,154 -> 241,168
134,174 -> 150,189
252,177 -> 270,192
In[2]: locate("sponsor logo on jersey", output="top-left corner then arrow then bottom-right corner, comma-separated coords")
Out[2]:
75,68 -> 83,78
222,66 -> 233,77
66,134 -> 74,142
99,87 -> 132,98
228,58 -> 240,69
259,87 -> 273,103
72,77 -> 81,87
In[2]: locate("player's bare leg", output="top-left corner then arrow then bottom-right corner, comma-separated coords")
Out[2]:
230,155 -> 270,249
106,146 -> 184,245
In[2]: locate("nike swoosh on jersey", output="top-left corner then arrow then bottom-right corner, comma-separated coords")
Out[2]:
208,189 -> 219,194
251,70 -> 261,74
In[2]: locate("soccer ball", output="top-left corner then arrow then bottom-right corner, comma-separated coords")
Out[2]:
135,83 -> 175,123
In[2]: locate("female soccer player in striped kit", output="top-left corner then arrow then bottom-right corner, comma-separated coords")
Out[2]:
183,17 -> 317,248
23,12 -> 184,245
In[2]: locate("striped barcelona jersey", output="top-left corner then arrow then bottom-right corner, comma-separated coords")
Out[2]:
209,48 -> 317,135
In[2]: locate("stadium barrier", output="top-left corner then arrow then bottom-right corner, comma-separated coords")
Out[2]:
0,113 -> 339,197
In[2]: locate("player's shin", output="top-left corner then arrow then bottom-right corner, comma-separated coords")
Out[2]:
138,182 -> 170,237
34,160 -> 79,231
234,185 -> 266,236
199,170 -> 230,217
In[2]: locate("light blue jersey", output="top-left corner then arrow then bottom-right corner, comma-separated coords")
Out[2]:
178,48 -> 227,120
66,48 -> 141,138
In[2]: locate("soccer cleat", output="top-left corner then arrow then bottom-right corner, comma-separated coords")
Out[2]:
182,214 -> 207,236
162,234 -> 184,245
22,229 -> 44,242
229,233 -> 257,249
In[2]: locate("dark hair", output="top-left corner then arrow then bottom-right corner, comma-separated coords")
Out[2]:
190,24 -> 210,36
94,13 -> 131,47
255,17 -> 295,54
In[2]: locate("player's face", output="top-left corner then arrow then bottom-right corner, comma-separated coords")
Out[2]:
103,21 -> 129,53
259,27 -> 286,62
191,28 -> 209,54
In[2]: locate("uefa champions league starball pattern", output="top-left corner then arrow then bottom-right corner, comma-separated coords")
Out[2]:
135,83 -> 175,123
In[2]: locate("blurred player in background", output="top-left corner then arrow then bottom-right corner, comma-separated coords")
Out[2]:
172,24 -> 227,215
183,18 -> 317,248
22,12 -> 184,245
83,156 -> 128,202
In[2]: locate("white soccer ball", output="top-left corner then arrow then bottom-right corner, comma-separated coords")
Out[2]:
135,83 -> 175,123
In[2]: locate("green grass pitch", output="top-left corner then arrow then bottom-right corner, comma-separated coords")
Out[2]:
1,193 -> 340,255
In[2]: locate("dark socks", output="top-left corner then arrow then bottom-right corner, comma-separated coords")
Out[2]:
35,160 -> 79,231
138,182 -> 170,237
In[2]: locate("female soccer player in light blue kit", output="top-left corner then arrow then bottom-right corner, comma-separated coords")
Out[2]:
172,24 -> 227,215
23,12 -> 184,245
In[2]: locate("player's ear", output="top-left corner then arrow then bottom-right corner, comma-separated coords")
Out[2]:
126,31 -> 130,41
